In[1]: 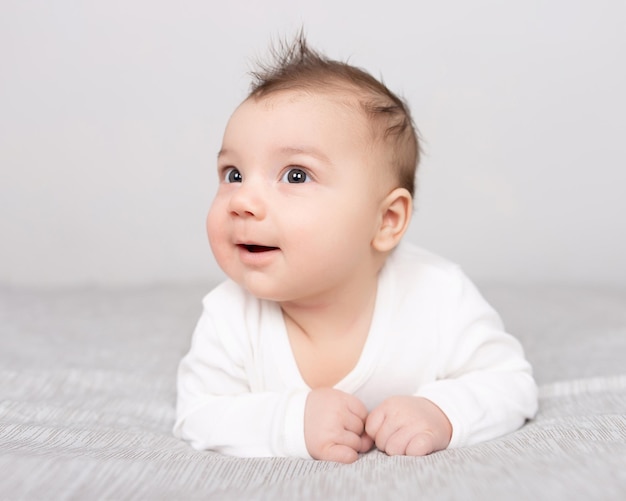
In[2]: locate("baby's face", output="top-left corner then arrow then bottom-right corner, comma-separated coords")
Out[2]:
207,90 -> 392,303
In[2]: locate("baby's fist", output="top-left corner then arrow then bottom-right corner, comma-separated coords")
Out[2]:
365,396 -> 452,456
304,388 -> 372,463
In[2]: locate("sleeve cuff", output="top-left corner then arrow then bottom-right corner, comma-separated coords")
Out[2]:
276,389 -> 312,459
415,381 -> 470,449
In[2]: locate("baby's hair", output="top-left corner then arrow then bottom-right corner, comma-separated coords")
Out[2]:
247,31 -> 420,197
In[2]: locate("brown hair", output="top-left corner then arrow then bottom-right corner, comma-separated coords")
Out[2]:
247,32 -> 420,197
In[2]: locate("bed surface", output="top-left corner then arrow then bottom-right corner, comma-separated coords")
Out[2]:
1,283 -> 625,500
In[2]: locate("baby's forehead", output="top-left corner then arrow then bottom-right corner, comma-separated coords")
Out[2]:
239,87 -> 383,139
247,87 -> 361,113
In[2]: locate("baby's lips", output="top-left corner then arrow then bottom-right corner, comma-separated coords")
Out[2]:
238,243 -> 280,253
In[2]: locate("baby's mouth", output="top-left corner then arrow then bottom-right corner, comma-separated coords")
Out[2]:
238,244 -> 280,253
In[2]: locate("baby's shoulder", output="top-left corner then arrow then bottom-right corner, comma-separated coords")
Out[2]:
196,280 -> 271,353
202,279 -> 245,304
385,243 -> 492,318
389,242 -> 463,284
201,279 -> 260,316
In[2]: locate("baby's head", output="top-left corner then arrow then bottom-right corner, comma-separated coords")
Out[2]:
208,34 -> 421,302
247,35 -> 420,197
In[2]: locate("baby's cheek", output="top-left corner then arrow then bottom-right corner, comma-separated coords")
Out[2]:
206,211 -> 229,263
206,202 -> 225,242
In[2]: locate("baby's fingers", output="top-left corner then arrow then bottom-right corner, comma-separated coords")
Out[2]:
345,394 -> 369,422
364,406 -> 384,438
382,429 -> 436,457
325,443 -> 359,464
383,427 -> 415,456
344,410 -> 366,436
405,432 -> 436,456
359,433 -> 374,453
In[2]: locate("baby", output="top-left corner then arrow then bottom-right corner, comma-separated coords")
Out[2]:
174,35 -> 538,464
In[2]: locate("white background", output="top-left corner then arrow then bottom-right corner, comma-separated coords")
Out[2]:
1,0 -> 625,287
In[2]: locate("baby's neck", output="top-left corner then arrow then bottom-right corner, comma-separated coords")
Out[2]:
280,278 -> 378,341
280,276 -> 379,388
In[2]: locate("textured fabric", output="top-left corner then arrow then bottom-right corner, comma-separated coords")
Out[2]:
175,244 -> 536,457
1,283 -> 625,500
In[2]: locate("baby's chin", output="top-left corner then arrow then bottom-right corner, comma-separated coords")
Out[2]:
236,280 -> 315,306
228,274 -> 291,303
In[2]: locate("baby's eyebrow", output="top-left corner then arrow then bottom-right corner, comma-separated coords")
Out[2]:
279,146 -> 330,163
217,146 -> 331,164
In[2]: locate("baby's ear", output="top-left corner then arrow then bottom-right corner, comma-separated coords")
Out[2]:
372,188 -> 412,253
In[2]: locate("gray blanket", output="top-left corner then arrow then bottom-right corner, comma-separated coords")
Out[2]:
1,284 -> 625,500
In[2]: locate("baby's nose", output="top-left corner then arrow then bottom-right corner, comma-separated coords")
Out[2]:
228,182 -> 266,219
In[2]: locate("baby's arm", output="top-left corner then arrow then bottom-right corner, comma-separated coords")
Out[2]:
416,269 -> 537,447
368,267 -> 537,455
413,269 -> 537,449
174,313 -> 310,458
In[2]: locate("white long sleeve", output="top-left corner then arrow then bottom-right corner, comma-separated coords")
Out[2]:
173,282 -> 311,458
413,265 -> 537,448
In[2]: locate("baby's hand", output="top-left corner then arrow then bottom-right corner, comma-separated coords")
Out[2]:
365,396 -> 452,456
304,388 -> 373,463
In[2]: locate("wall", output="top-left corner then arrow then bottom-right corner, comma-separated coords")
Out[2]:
1,0 -> 625,286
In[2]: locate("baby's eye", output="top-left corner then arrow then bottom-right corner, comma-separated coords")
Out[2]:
223,167 -> 242,183
281,167 -> 310,184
